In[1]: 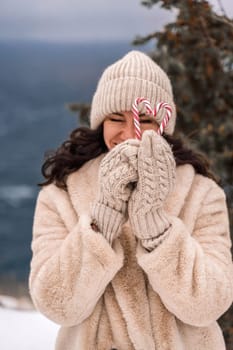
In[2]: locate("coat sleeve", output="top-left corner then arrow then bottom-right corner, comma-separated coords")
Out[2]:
136,180 -> 233,327
29,188 -> 124,327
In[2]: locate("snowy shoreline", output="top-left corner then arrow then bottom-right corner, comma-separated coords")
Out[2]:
0,295 -> 59,350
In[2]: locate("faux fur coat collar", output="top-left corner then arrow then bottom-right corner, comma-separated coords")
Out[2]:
66,154 -> 195,218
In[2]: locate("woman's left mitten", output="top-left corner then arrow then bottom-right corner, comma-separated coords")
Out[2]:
128,130 -> 176,250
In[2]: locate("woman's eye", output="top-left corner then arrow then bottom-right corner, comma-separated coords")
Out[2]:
109,117 -> 123,122
140,119 -> 153,124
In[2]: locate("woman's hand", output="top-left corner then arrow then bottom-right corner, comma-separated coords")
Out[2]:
91,139 -> 139,244
128,130 -> 176,250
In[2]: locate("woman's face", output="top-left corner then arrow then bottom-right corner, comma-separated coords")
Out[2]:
103,111 -> 159,150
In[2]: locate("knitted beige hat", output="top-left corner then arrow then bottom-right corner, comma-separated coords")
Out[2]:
90,50 -> 176,135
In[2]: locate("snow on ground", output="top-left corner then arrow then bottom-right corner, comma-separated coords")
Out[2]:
0,295 -> 59,350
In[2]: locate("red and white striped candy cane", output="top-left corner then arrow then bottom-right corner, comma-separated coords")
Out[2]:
155,102 -> 172,135
132,97 -> 172,139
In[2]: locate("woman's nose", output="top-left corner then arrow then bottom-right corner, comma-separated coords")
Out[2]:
121,121 -> 135,140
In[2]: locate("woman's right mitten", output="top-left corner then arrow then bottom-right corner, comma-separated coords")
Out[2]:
91,139 -> 139,244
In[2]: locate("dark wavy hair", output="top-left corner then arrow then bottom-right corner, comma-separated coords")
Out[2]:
39,124 -> 218,190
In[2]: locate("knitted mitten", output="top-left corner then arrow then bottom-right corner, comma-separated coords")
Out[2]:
128,130 -> 176,251
91,139 -> 139,244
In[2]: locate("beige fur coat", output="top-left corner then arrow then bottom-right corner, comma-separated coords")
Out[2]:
29,155 -> 233,350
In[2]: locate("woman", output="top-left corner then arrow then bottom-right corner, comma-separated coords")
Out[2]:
29,51 -> 233,350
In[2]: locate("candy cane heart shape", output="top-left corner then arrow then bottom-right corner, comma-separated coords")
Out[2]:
132,97 -> 172,139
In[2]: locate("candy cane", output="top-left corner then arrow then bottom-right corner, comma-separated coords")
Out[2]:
132,97 -> 172,139
155,102 -> 172,135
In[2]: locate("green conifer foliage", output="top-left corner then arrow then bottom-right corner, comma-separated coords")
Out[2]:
134,0 -> 233,185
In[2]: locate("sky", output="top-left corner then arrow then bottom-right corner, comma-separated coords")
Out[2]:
0,0 -> 232,42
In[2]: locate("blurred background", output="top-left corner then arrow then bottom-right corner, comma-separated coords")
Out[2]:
0,0 -> 232,347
